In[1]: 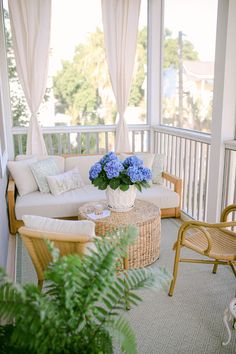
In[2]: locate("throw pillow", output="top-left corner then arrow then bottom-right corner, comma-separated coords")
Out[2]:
152,154 -> 166,184
16,155 -> 65,172
7,157 -> 38,196
46,168 -> 84,196
22,215 -> 95,238
30,157 -> 59,193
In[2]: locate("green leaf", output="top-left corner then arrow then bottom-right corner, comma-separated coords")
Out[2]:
109,178 -> 120,190
119,184 -> 129,191
135,183 -> 142,192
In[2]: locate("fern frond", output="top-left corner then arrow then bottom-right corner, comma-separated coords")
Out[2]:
0,282 -> 25,321
108,316 -> 136,354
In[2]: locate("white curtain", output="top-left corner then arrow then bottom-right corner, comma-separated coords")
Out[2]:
101,0 -> 140,153
8,0 -> 51,156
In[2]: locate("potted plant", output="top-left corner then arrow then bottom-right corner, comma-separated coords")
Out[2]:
89,152 -> 152,211
0,226 -> 170,354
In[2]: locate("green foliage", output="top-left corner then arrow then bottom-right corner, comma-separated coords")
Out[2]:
163,29 -> 198,69
0,227 -> 170,354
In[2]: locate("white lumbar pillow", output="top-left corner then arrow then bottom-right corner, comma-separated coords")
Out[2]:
22,215 -> 95,238
7,157 -> 38,196
46,168 -> 84,196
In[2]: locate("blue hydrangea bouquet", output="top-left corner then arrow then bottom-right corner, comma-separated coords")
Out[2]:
89,152 -> 152,192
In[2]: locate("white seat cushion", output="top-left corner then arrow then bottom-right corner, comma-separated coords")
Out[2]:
15,185 -> 106,220
15,184 -> 179,220
22,215 -> 95,237
137,184 -> 179,209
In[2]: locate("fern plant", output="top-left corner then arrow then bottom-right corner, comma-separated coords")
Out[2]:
0,226 -> 170,354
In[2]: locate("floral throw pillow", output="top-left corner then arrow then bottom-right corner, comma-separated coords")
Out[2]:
152,154 -> 166,185
30,157 -> 59,193
46,168 -> 84,196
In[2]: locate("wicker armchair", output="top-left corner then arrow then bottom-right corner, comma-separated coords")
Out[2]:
169,204 -> 236,296
18,226 -> 95,289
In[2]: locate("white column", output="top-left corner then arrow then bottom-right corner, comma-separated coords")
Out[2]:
147,0 -> 163,152
206,0 -> 236,222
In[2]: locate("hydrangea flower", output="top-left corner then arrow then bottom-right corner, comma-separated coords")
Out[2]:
100,151 -> 118,165
123,156 -> 143,168
104,159 -> 124,179
89,162 -> 102,181
139,166 -> 152,182
126,166 -> 152,183
126,166 -> 143,183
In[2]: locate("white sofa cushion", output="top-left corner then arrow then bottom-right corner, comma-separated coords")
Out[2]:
16,185 -> 106,219
15,184 -> 179,220
30,157 -> 60,193
47,168 -> 84,196
65,155 -> 102,184
137,184 -> 179,209
22,215 -> 95,237
7,157 -> 38,196
16,155 -> 65,172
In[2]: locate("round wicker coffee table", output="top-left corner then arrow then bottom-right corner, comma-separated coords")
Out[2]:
78,199 -> 161,269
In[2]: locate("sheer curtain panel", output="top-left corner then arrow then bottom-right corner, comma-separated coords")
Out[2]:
8,0 -> 51,155
101,0 -> 140,153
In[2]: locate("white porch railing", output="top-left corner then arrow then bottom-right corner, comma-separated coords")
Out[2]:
12,124 -> 151,155
153,125 -> 211,221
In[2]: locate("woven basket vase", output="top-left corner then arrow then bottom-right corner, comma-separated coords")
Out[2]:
106,185 -> 136,212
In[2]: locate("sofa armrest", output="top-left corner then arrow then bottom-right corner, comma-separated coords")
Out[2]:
162,172 -> 182,217
7,178 -> 18,234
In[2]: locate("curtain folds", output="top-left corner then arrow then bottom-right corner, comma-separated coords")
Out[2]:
101,0 -> 141,153
9,0 -> 51,155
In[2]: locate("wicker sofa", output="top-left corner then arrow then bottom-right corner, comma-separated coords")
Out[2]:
7,154 -> 182,234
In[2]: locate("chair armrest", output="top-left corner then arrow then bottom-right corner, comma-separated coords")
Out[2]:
7,178 -> 18,234
178,219 -> 236,255
162,172 -> 182,199
181,219 -> 236,230
220,204 -> 236,222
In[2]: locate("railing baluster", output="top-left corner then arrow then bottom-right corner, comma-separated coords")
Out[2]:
77,133 -> 81,154
203,144 -> 210,221
105,132 -> 108,152
132,131 -> 135,152
96,133 -> 99,154
18,135 -> 23,155
192,141 -> 199,219
86,133 -> 90,154
58,134 -> 62,155
67,133 -> 71,154
198,143 -> 203,220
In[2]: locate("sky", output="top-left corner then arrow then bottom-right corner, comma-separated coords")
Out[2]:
50,0 -> 147,72
164,0 -> 218,61
50,0 -> 218,73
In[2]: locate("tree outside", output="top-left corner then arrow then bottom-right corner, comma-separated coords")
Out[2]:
162,29 -> 213,133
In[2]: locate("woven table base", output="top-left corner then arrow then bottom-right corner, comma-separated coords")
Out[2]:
78,199 -> 161,269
